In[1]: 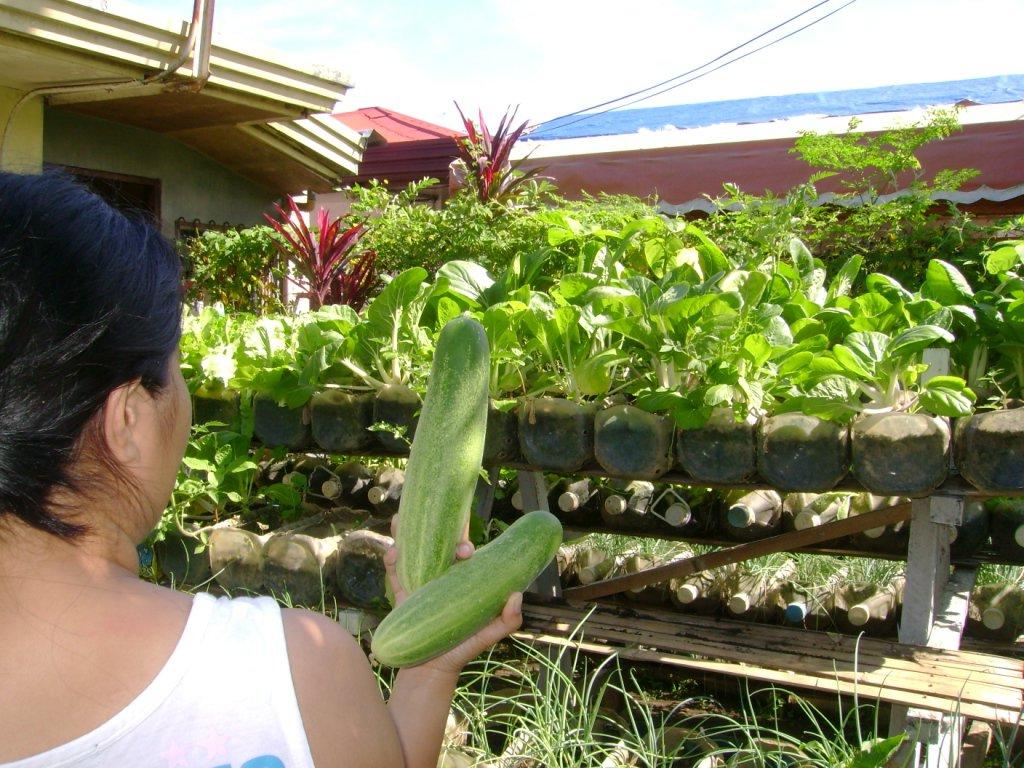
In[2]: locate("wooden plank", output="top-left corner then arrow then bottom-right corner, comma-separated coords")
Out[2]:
515,631 -> 1021,725
563,501 -> 913,601
525,603 -> 1024,679
521,614 -> 1021,709
534,600 -> 1024,673
929,566 -> 977,650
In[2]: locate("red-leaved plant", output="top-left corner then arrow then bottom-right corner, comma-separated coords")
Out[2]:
264,196 -> 377,311
451,104 -> 544,204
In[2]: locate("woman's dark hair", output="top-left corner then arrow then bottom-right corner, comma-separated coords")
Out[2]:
0,171 -> 183,538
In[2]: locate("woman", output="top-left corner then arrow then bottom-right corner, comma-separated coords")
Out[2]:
0,172 -> 521,768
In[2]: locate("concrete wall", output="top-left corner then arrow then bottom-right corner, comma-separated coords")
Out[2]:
43,108 -> 277,238
0,86 -> 43,173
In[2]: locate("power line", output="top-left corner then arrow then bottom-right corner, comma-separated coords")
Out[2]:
531,0 -> 833,130
528,0 -> 858,137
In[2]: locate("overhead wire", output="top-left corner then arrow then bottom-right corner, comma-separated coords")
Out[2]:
528,0 -> 858,137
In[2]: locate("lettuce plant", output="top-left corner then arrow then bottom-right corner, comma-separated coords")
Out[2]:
791,324 -> 975,420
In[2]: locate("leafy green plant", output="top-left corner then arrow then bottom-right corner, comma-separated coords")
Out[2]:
183,225 -> 286,314
704,109 -> 986,286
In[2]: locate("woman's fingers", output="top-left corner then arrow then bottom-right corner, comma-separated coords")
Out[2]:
382,544 -> 407,606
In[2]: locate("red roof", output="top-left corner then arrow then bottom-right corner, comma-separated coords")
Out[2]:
332,107 -> 462,144
331,107 -> 464,190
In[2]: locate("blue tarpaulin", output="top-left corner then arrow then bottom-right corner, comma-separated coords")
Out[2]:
526,75 -> 1024,141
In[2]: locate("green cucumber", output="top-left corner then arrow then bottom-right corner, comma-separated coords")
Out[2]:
372,510 -> 563,667
395,315 -> 490,592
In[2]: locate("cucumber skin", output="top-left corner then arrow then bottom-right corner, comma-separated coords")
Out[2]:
372,510 -> 563,668
395,316 -> 490,592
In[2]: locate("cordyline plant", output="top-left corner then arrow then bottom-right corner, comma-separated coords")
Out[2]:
450,103 -> 544,204
264,195 -> 377,311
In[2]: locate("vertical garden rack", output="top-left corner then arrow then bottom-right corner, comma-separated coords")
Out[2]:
508,466 -> 1020,768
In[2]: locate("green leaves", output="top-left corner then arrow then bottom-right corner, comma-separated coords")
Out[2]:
841,735 -> 905,768
923,259 -> 973,306
918,375 -> 976,417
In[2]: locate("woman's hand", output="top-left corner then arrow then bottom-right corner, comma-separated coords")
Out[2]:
382,515 -> 523,676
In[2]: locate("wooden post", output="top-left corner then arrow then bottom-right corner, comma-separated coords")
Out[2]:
889,348 -> 972,768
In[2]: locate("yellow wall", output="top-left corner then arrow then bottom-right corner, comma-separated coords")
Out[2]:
0,86 -> 43,173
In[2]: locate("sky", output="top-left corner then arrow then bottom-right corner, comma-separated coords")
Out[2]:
115,0 -> 1024,130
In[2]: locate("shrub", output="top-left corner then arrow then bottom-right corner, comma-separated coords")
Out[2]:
183,226 -> 286,314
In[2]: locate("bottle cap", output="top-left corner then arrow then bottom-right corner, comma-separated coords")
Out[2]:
675,584 -> 700,604
367,486 -> 386,505
558,492 -> 581,512
785,602 -> 808,623
1015,524 -> 1024,548
982,607 -> 1006,630
727,593 -> 751,614
511,490 -> 524,510
605,496 -> 627,516
321,479 -> 342,500
848,604 -> 871,626
727,505 -> 755,528
578,567 -> 597,585
665,503 -> 692,527
862,526 -> 885,539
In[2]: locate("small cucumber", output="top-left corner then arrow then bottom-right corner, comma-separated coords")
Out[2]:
372,510 -> 563,668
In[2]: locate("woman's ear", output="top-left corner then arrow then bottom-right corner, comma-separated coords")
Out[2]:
102,380 -> 144,465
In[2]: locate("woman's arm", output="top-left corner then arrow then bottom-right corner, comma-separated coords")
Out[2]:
284,594 -> 522,768
284,536 -> 522,768
385,592 -> 522,768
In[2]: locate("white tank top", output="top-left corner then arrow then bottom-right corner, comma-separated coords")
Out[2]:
2,593 -> 315,768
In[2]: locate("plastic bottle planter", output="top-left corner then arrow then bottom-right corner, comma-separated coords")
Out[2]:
757,413 -> 849,491
836,579 -> 904,637
555,478 -> 603,527
153,532 -> 212,587
676,407 -> 757,484
949,499 -> 990,559
986,497 -> 1024,563
600,481 -> 659,532
517,397 -> 595,473
192,384 -> 241,429
335,530 -> 392,610
262,533 -> 341,607
851,412 -> 950,496
253,394 -> 310,450
593,404 -> 673,479
372,384 -> 421,454
719,489 -> 783,541
847,494 -> 910,554
954,408 -> 1024,491
208,527 -> 267,593
670,566 -> 735,615
310,390 -> 374,453
967,582 -> 1024,642
483,402 -> 520,464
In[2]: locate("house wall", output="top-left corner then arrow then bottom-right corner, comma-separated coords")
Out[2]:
0,86 -> 43,173
43,108 -> 278,238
